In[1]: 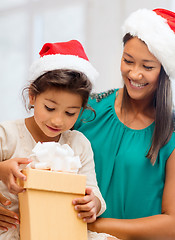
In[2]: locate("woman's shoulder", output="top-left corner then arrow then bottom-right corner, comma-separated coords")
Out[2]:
87,88 -> 118,116
89,88 -> 118,104
74,89 -> 119,129
159,130 -> 175,161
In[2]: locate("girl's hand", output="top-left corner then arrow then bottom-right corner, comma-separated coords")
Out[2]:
0,193 -> 19,231
0,158 -> 32,194
72,187 -> 101,223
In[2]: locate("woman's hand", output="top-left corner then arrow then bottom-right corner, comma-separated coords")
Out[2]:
0,158 -> 32,194
72,187 -> 101,223
0,193 -> 19,231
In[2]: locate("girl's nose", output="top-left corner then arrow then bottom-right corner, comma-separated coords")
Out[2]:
51,115 -> 64,127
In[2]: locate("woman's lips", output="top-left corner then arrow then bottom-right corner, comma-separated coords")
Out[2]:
129,79 -> 148,88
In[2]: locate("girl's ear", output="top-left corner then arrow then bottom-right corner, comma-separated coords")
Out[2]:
29,93 -> 36,105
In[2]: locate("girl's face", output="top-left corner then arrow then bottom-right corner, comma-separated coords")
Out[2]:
29,88 -> 82,141
120,37 -> 161,102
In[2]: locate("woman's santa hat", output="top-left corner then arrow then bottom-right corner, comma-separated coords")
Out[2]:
122,8 -> 175,80
29,40 -> 98,84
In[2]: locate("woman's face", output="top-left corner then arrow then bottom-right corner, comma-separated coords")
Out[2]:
120,37 -> 161,102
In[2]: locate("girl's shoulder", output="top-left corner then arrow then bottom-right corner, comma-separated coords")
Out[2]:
0,119 -> 24,135
0,119 -> 25,160
61,129 -> 91,146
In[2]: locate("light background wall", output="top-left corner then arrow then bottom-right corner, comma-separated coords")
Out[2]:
0,0 -> 174,121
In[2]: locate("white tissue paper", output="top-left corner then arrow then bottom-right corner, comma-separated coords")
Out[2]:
27,142 -> 82,173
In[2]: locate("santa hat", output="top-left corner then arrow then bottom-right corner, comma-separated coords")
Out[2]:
122,8 -> 175,80
29,40 -> 98,84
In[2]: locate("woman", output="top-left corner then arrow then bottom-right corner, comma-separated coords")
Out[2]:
74,8 -> 175,239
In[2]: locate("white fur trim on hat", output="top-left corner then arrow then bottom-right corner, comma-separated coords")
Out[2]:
29,54 -> 99,84
122,9 -> 175,80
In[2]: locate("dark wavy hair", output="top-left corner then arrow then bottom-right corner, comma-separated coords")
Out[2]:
23,69 -> 95,116
122,33 -> 174,165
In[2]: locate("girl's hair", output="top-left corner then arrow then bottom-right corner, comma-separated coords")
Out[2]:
122,33 -> 174,165
23,69 -> 95,115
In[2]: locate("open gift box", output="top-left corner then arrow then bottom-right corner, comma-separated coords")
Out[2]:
18,168 -> 87,240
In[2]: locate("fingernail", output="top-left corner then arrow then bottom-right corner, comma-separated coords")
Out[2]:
72,200 -> 76,205
5,200 -> 11,205
75,206 -> 78,210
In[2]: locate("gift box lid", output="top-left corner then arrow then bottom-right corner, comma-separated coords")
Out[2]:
19,168 -> 86,195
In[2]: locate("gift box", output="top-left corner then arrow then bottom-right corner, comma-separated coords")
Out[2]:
18,168 -> 87,240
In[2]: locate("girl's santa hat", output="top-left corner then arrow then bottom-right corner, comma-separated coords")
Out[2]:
122,8 -> 175,80
29,40 -> 98,84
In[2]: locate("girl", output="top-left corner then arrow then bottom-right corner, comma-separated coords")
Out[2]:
74,9 -> 175,239
0,40 -> 116,240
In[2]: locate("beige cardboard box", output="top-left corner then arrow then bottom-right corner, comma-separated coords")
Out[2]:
18,168 -> 87,240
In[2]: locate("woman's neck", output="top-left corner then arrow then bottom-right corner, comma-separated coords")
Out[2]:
115,88 -> 155,129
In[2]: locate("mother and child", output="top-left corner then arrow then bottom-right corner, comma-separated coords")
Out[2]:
0,7 -> 175,240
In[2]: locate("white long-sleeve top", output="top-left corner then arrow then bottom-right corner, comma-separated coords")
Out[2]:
0,119 -> 106,240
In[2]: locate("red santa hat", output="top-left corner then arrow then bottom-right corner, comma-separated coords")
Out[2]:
29,40 -> 98,84
122,8 -> 175,80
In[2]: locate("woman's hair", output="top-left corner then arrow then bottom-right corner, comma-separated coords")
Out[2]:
122,33 -> 174,165
23,69 -> 94,115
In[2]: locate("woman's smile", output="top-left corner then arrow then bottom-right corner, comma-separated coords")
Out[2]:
129,78 -> 148,89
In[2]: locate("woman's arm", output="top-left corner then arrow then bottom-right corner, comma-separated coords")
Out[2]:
0,193 -> 19,231
88,149 -> 175,240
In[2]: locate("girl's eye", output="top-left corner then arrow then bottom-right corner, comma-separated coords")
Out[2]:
45,105 -> 55,111
65,111 -> 76,116
123,58 -> 133,64
143,65 -> 154,70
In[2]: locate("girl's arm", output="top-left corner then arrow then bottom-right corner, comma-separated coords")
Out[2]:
72,187 -> 101,223
88,149 -> 175,240
0,158 -> 32,194
0,122 -> 32,194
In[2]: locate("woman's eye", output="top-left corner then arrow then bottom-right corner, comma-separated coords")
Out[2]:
45,105 -> 55,111
123,58 -> 133,64
143,65 -> 154,70
65,112 -> 76,116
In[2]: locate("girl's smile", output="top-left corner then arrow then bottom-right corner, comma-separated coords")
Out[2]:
46,125 -> 62,133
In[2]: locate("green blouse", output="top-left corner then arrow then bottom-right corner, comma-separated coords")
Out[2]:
74,89 -> 175,219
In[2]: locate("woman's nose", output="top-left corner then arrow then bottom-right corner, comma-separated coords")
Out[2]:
129,66 -> 142,80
